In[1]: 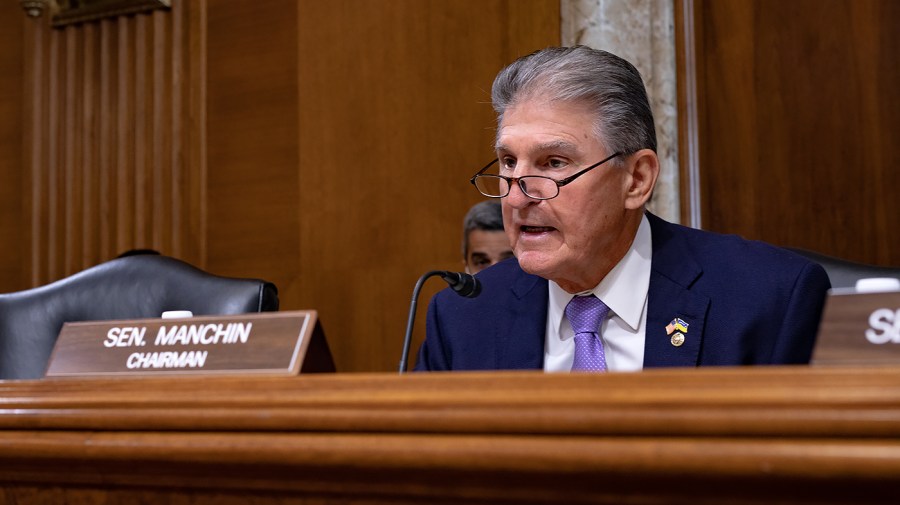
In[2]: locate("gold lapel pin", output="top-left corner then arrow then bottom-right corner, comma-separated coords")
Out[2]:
665,318 -> 689,347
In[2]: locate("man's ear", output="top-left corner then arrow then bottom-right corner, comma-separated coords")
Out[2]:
624,149 -> 660,210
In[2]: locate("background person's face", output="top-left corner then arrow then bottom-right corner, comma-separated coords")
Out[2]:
465,229 -> 514,274
497,97 -> 635,293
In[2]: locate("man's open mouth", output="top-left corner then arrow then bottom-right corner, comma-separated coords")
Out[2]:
521,226 -> 556,233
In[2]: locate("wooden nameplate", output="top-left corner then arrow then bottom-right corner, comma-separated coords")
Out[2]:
45,310 -> 335,377
813,289 -> 900,365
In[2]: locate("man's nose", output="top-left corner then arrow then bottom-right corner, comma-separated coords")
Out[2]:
504,179 -> 537,209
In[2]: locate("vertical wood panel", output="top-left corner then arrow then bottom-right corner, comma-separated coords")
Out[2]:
63,27 -> 81,276
202,0 -> 558,372
46,29 -> 61,282
18,2 -> 205,288
206,0 -> 300,289
115,16 -> 135,253
169,4 -> 185,258
81,23 -> 98,270
686,0 -> 900,265
98,19 -> 116,262
134,15 -> 148,248
291,0 -> 559,371
152,10 -> 172,253
26,15 -> 46,287
181,0 -> 207,265
0,3 -> 24,291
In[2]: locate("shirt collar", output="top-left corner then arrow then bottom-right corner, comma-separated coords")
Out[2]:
548,213 -> 652,332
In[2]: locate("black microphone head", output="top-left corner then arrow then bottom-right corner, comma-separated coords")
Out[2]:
441,271 -> 482,298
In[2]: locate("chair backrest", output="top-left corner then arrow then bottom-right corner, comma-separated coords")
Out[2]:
783,247 -> 900,289
0,255 -> 279,380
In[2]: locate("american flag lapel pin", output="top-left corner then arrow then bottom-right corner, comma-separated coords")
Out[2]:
666,318 -> 688,347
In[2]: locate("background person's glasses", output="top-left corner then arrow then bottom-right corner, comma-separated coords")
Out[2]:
469,152 -> 623,200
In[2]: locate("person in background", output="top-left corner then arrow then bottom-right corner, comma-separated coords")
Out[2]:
462,201 -> 514,274
416,46 -> 831,372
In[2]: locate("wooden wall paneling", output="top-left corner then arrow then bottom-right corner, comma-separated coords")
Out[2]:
294,0 -> 559,372
115,16 -> 136,255
18,1 -> 205,288
169,4 -> 185,260
98,18 -> 117,263
46,26 -> 63,283
81,22 -> 98,271
152,10 -> 172,255
0,4 -> 24,292
134,14 -> 149,249
23,13 -> 47,288
64,27 -> 83,276
691,0 -> 900,266
12,0 -> 558,371
836,0 -> 900,265
181,0 -> 208,266
205,0 -> 301,292
695,0 -> 758,237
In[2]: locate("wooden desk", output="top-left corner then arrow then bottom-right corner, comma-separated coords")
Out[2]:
1,367 -> 899,504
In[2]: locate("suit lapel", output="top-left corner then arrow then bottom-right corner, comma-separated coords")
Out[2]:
495,269 -> 547,370
490,214 -> 710,370
643,214 -> 711,368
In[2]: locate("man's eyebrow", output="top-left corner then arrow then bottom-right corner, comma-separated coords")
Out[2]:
494,140 -> 580,155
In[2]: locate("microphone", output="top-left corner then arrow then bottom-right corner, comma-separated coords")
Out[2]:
398,270 -> 482,374
439,270 -> 482,298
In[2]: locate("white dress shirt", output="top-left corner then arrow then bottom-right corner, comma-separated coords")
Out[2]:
544,214 -> 652,372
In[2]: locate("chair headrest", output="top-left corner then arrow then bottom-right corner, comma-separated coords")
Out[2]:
0,255 -> 278,380
783,247 -> 900,289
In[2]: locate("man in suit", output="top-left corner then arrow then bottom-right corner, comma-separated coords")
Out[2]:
462,201 -> 514,275
415,46 -> 831,372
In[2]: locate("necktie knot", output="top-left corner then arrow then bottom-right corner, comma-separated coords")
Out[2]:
564,295 -> 610,372
565,295 -> 609,335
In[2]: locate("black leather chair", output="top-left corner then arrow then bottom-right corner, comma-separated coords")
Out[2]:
784,247 -> 900,289
0,255 -> 279,380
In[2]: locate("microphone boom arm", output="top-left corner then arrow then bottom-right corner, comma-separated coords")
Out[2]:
398,270 -> 481,374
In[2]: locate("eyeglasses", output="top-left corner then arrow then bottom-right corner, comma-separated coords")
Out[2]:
469,152 -> 623,200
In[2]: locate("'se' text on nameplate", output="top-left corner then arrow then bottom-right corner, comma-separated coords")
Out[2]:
813,290 -> 900,365
45,311 -> 317,377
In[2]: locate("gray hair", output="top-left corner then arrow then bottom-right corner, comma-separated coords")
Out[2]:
491,46 -> 656,158
462,200 -> 504,258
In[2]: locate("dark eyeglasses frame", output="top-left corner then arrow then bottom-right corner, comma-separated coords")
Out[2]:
469,151 -> 623,200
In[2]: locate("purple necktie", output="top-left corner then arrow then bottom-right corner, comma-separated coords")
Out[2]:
565,295 -> 610,372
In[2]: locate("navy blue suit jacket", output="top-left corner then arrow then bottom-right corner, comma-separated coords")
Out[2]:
415,213 -> 831,371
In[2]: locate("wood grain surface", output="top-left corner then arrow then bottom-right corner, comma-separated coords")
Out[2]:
1,0 -> 559,373
0,367 -> 899,504
681,0 -> 900,265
